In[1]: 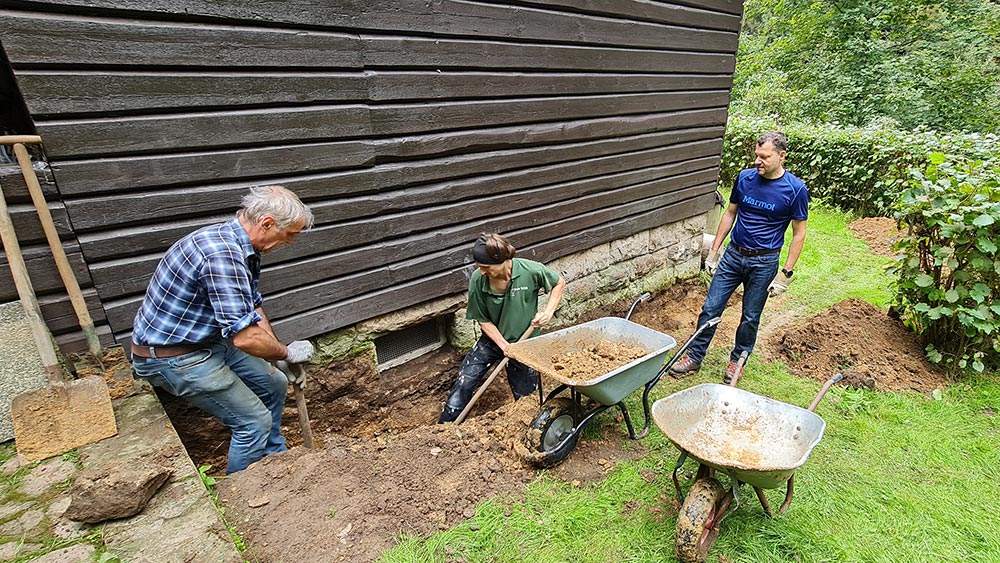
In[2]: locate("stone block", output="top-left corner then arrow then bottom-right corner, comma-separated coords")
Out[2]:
18,458 -> 77,496
564,272 -> 601,304
445,308 -> 477,351
548,242 -> 611,281
356,293 -> 465,334
609,231 -> 649,262
0,540 -> 43,561
314,328 -> 363,365
65,461 -> 173,523
32,543 -> 95,563
0,302 -> 48,441
634,252 -> 666,277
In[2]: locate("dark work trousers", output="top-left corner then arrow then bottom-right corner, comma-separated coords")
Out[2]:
438,335 -> 538,423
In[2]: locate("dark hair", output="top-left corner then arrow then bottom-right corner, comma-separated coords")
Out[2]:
756,131 -> 788,153
473,233 -> 517,264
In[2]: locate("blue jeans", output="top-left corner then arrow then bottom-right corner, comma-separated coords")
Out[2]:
685,245 -> 780,364
132,339 -> 288,474
439,336 -> 539,423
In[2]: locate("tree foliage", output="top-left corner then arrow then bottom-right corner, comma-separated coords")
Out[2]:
733,0 -> 1000,132
719,114 -> 999,216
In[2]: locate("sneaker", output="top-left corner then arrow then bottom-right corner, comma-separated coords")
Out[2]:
669,356 -> 702,376
723,361 -> 741,384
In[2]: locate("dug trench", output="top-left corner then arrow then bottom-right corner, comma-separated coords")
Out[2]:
160,220 -> 947,561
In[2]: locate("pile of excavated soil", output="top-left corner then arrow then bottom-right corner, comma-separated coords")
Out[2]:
848,216 -> 901,258
216,396 -> 648,562
767,298 -> 948,394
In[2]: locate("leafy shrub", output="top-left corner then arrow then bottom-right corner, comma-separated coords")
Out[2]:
720,114 -> 1000,217
887,155 -> 1000,377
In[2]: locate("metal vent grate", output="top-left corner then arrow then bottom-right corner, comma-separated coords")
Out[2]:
374,318 -> 445,371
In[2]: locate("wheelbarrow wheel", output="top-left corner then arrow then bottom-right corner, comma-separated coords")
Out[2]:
525,398 -> 580,468
675,478 -> 725,563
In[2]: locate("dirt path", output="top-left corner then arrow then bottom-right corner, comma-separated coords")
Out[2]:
171,216 -> 946,562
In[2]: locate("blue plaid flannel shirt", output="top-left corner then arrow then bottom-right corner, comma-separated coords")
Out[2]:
132,218 -> 264,346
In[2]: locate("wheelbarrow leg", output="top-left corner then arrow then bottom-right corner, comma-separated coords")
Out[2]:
617,402 -> 641,439
778,474 -> 795,515
671,451 -> 688,503
753,486 -> 774,517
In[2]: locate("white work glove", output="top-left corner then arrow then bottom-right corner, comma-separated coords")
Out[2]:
274,360 -> 307,390
284,340 -> 315,364
705,249 -> 721,276
768,271 -> 794,297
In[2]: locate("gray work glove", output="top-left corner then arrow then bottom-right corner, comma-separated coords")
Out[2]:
284,340 -> 315,364
274,360 -> 307,390
768,271 -> 794,297
705,249 -> 721,276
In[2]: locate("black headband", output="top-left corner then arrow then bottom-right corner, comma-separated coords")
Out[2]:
472,236 -> 504,265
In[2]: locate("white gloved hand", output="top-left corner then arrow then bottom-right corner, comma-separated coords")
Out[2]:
705,249 -> 721,276
768,271 -> 794,297
274,360 -> 307,390
284,340 -> 314,364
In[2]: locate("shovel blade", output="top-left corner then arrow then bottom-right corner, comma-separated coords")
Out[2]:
11,376 -> 117,462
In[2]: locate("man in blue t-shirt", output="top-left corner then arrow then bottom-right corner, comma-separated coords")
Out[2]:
670,131 -> 809,381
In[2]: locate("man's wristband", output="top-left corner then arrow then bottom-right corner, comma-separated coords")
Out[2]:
782,268 -> 794,277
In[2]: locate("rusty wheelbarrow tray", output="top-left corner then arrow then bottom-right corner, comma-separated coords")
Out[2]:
507,295 -> 721,468
652,371 -> 843,563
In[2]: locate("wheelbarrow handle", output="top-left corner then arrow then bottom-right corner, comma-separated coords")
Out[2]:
651,316 -> 721,385
636,316 -> 723,436
807,372 -> 845,412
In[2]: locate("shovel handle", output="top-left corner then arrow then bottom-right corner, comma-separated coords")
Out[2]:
0,178 -> 61,381
288,363 -> 314,448
14,142 -> 103,360
454,324 -> 535,425
0,135 -> 42,145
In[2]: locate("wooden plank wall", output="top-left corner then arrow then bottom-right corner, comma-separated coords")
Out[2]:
0,0 -> 743,346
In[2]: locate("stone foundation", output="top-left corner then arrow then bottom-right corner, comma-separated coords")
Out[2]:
315,214 -> 708,362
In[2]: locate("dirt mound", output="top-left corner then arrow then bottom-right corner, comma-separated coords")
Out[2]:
217,396 -> 646,562
768,298 -> 948,394
848,216 -> 900,258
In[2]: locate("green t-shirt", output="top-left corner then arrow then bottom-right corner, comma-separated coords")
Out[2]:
466,258 -> 561,342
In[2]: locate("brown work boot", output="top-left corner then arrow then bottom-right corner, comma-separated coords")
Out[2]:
669,356 -> 702,376
723,361 -> 741,384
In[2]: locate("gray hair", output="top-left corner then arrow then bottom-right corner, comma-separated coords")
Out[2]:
756,131 -> 788,153
239,185 -> 314,230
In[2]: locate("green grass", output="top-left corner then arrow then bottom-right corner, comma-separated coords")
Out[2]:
379,202 -> 1000,562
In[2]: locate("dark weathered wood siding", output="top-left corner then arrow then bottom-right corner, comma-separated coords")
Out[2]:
0,0 -> 742,347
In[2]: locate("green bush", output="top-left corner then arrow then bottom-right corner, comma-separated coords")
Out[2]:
720,114 -> 1000,217
887,154 -> 1000,377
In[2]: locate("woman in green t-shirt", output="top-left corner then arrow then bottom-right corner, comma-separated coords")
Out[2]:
438,233 -> 566,423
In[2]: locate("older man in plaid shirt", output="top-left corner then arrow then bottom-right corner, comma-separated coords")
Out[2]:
131,185 -> 315,473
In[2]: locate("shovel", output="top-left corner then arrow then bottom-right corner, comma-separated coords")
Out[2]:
287,362 -> 314,448
14,142 -> 104,366
454,324 -> 535,425
0,137 -> 117,462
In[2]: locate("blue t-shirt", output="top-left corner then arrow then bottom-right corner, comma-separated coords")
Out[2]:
729,169 -> 809,251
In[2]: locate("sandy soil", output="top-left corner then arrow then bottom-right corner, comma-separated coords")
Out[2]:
847,216 -> 900,258
159,216 -> 945,562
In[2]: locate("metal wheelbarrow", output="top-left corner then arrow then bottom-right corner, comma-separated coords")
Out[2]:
507,294 -> 720,467
652,360 -> 844,563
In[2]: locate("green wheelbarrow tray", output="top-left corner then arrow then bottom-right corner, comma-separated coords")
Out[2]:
652,383 -> 827,490
510,316 -> 690,468
508,317 -> 677,405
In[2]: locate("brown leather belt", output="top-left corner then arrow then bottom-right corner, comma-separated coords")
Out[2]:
733,245 -> 781,257
130,342 -> 207,359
